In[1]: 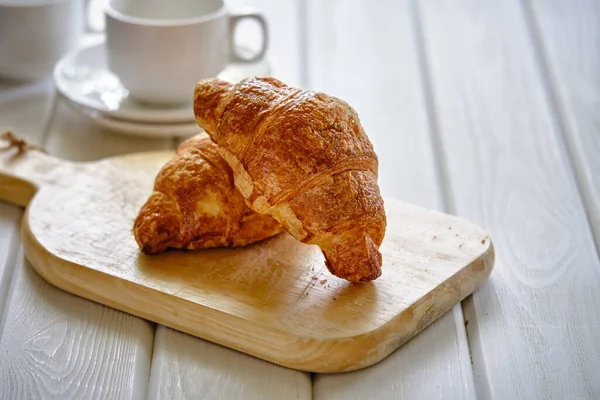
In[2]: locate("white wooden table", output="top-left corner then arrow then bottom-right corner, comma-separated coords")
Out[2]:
1,0 -> 599,399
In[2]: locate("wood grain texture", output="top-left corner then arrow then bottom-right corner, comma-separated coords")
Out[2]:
0,76 -> 52,321
307,0 -> 476,398
0,203 -> 20,316
418,0 -> 600,398
0,148 -> 64,207
314,307 -> 475,400
525,0 -> 600,247
148,325 -> 312,400
0,95 -> 169,398
0,148 -> 493,372
0,255 -> 153,399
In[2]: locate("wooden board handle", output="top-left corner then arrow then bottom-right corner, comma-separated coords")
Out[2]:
0,133 -> 67,207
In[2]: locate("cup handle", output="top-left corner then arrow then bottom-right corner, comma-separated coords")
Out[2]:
229,11 -> 269,63
85,0 -> 106,33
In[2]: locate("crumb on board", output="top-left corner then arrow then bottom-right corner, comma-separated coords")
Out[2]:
311,276 -> 318,280
333,297 -> 337,300
481,237 -> 487,244
465,320 -> 469,326
320,279 -> 327,285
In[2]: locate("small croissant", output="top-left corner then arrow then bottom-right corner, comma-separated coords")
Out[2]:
194,77 -> 386,282
134,134 -> 283,254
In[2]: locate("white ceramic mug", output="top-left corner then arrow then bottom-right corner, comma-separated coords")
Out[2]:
105,0 -> 269,105
0,0 -> 85,82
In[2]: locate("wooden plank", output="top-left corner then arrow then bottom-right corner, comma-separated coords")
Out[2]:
150,1 -> 311,397
418,0 -> 600,398
308,0 -> 476,398
0,203 -> 20,316
0,255 -> 153,399
0,87 -> 170,397
0,79 -> 53,317
524,0 -> 600,248
148,326 -> 312,400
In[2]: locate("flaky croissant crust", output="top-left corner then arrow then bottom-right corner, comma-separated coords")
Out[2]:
194,77 -> 386,282
134,134 -> 282,254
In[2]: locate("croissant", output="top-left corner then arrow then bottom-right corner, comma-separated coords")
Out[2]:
134,133 -> 283,254
194,77 -> 386,282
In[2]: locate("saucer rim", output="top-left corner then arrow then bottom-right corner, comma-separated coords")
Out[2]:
60,94 -> 201,138
53,41 -> 272,124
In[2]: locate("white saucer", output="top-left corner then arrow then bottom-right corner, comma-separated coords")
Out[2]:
60,95 -> 201,138
54,41 -> 273,125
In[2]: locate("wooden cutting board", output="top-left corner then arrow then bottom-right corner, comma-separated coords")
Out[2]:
0,141 -> 494,373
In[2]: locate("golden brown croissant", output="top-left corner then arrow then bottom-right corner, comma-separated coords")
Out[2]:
134,133 -> 283,254
194,77 -> 386,282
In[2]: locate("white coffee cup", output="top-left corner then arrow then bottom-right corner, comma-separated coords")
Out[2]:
0,0 -> 85,82
105,0 -> 269,105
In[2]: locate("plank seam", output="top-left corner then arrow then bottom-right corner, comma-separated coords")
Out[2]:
170,136 -> 179,151
408,0 -> 455,216
519,0 -> 600,256
409,0 -> 481,398
40,88 -> 59,147
142,321 -> 157,400
0,224 -> 21,327
298,0 -> 309,89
